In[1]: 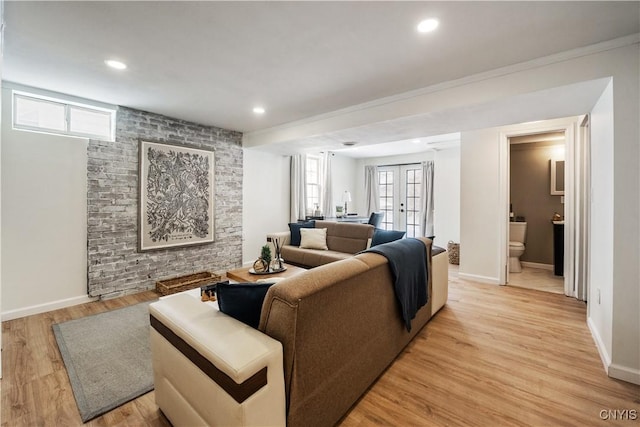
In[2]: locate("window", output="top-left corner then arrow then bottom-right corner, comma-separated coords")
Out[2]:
13,92 -> 116,141
306,155 -> 323,213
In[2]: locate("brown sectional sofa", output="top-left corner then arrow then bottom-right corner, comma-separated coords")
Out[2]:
268,220 -> 375,268
149,236 -> 448,427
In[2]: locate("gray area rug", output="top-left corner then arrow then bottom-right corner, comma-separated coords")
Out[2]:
53,301 -> 156,422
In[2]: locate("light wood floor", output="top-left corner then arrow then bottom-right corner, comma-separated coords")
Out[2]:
0,290 -> 168,427
2,272 -> 638,426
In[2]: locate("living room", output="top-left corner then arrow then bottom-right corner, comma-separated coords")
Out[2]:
1,1 -> 639,425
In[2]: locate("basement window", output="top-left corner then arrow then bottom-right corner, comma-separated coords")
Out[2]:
13,92 -> 116,141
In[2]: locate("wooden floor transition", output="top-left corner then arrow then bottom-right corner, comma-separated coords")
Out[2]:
2,270 -> 638,426
507,265 -> 565,295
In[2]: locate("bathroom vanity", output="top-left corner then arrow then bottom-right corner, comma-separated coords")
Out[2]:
553,221 -> 564,276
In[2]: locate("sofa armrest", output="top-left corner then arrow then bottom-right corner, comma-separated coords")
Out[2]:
149,293 -> 286,426
431,251 -> 449,315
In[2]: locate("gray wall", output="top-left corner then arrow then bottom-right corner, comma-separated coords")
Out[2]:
87,107 -> 243,298
510,142 -> 564,265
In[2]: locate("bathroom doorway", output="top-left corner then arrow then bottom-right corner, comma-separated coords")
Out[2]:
507,131 -> 566,294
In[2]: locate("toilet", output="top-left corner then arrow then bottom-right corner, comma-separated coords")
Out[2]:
509,222 -> 527,273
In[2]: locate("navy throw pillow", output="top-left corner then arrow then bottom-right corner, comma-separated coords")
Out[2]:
371,229 -> 405,247
288,221 -> 315,246
216,282 -> 275,328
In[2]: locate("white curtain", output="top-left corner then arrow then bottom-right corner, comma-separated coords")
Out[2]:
419,161 -> 435,237
290,154 -> 307,222
321,152 -> 334,217
364,165 -> 380,215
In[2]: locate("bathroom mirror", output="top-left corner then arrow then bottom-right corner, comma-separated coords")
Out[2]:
550,159 -> 565,195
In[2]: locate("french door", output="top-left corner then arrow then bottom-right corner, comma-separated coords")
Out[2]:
378,164 -> 422,237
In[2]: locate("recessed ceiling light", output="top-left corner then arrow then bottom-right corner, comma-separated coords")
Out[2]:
342,141 -> 357,146
412,139 -> 421,144
417,18 -> 439,33
253,107 -> 265,114
105,59 -> 127,70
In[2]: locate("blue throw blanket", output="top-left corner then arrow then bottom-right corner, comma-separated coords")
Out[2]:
365,238 -> 428,332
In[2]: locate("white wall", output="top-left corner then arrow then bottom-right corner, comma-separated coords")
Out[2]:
242,148 -> 289,265
609,46 -> 640,381
459,129 -> 503,284
588,81 -> 614,369
1,87 -> 91,320
433,147 -> 460,249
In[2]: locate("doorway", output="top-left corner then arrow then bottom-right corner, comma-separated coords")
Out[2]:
499,117 -> 587,300
507,132 -> 566,294
378,164 -> 422,237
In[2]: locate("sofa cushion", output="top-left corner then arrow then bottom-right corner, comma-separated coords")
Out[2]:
432,245 -> 446,256
281,246 -> 351,268
300,228 -> 328,250
371,229 -> 405,246
288,221 -> 315,246
216,282 -> 275,328
315,221 -> 374,253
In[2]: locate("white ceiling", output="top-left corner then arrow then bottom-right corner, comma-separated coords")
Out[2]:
4,1 -> 639,157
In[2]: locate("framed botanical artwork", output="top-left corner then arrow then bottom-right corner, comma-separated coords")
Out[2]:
138,140 -> 215,251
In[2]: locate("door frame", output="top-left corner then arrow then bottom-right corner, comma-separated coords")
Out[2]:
498,118 -> 577,292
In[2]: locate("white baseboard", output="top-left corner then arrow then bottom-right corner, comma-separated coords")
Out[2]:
609,363 -> 640,385
521,262 -> 553,271
587,316 -> 611,371
1,295 -> 98,321
458,272 -> 501,285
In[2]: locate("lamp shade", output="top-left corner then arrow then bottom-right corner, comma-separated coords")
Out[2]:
343,191 -> 352,202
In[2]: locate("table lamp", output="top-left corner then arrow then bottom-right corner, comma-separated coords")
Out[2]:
343,191 -> 352,215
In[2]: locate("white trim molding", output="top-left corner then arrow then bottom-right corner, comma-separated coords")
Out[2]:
585,316 -> 638,385
588,316 -> 612,371
458,272 -> 501,285
608,364 -> 640,386
1,295 -> 97,322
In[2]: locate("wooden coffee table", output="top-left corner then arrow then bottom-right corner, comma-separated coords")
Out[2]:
226,263 -> 307,283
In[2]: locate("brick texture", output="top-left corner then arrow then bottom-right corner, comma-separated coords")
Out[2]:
87,107 -> 243,299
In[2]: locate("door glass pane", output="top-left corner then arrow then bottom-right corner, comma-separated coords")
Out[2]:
405,168 -> 422,238
378,170 -> 394,230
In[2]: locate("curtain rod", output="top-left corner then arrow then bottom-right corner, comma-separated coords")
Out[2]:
375,162 -> 423,168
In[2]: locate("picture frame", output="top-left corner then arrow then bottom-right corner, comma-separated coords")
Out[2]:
138,139 -> 215,251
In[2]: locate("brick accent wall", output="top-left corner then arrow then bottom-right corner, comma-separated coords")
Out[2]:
87,107 -> 243,299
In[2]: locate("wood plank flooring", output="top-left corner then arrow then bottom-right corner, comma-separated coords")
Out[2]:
1,290 -> 169,427
2,272 -> 638,426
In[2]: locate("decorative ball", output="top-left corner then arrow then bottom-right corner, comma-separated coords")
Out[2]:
253,258 -> 269,273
